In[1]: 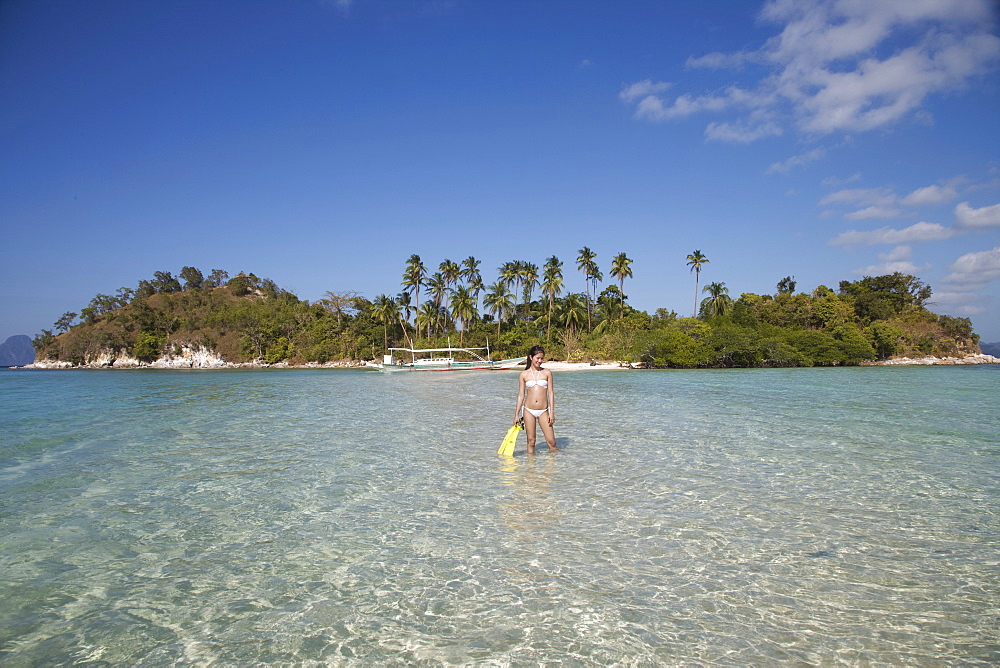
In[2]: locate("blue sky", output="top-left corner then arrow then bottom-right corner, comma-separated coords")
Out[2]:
2,0 -> 999,344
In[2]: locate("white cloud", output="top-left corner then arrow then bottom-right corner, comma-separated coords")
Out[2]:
821,172 -> 862,187
686,51 -> 751,70
944,245 -> 1000,285
856,245 -> 930,276
631,89 -> 746,122
967,177 -> 1000,193
829,221 -> 955,246
901,179 -> 963,206
820,182 -> 960,219
955,201 -> 1000,228
821,177 -> 996,222
857,259 -> 927,276
621,0 -> 1000,142
323,0 -> 352,15
705,120 -> 782,143
819,187 -> 896,207
929,290 -> 988,316
879,245 -> 913,262
794,38 -> 1000,134
845,206 -> 901,220
619,79 -> 671,104
767,147 -> 826,174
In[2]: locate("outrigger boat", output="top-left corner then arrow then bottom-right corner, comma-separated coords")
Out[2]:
375,342 -> 525,372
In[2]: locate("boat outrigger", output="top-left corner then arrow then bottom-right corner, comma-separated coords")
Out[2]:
374,342 -> 525,371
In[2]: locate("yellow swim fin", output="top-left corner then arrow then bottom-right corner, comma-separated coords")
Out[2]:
497,423 -> 522,456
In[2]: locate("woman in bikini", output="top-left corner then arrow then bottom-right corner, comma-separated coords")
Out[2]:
514,345 -> 556,454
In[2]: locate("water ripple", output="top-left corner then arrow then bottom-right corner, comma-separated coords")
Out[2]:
1,367 -> 998,664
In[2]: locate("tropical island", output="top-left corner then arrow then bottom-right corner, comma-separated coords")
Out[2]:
26,250 -> 994,369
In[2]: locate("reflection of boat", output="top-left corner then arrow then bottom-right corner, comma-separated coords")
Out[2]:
376,343 -> 525,372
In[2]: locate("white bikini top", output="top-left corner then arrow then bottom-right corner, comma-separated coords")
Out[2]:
525,369 -> 548,388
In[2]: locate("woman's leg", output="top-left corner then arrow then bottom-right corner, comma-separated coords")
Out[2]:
538,414 -> 556,451
523,411 -> 537,454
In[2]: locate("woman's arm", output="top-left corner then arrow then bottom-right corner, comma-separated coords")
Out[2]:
513,374 -> 526,424
546,371 -> 555,424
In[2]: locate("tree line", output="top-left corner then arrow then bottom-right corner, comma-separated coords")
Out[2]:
32,252 -> 981,368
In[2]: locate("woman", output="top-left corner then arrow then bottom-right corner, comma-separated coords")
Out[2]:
514,345 -> 556,454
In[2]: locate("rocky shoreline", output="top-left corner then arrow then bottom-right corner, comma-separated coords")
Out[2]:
16,350 -> 999,370
863,353 -> 1000,366
22,359 -> 370,370
20,345 -> 369,370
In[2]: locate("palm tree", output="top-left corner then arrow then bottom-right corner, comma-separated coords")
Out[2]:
426,272 -> 448,311
700,282 -> 734,319
395,291 -> 415,327
576,247 -> 598,331
460,256 -> 481,287
597,285 -> 624,322
449,285 -> 478,345
498,261 -> 520,313
468,274 -> 485,315
686,250 -> 709,317
372,294 -> 399,352
558,293 -> 587,334
416,301 -> 438,338
541,255 -> 563,342
394,294 -> 415,349
483,280 -> 515,337
439,259 -> 461,293
519,262 -> 539,316
610,252 -> 633,319
460,256 -> 483,311
401,255 -> 426,323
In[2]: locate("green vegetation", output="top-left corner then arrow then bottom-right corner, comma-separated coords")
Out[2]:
33,270 -> 383,366
32,254 -> 981,368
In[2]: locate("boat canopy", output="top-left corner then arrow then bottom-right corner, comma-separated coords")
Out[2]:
388,347 -> 488,353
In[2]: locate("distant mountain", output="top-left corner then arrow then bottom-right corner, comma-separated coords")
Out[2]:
981,341 -> 1000,357
0,335 -> 35,367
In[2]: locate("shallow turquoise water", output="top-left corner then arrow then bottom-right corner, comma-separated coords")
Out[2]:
1,366 -> 998,664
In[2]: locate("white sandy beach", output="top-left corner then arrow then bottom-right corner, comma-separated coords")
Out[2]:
18,353 -> 998,370
539,361 -> 634,371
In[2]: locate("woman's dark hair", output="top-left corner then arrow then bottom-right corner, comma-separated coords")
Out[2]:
525,345 -> 545,369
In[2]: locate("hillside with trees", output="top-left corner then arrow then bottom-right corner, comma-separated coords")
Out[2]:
31,254 -> 983,368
